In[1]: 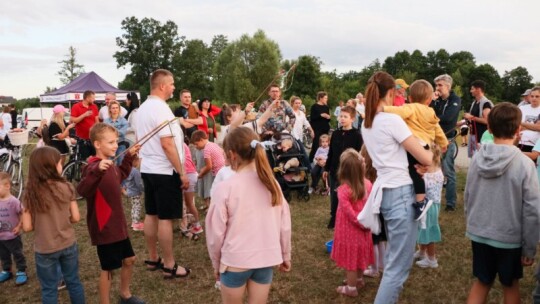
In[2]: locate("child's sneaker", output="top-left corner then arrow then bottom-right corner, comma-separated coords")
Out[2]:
132,222 -> 144,231
308,187 -> 314,194
119,295 -> 145,304
416,257 -> 438,269
413,199 -> 433,221
413,250 -> 426,260
15,271 -> 28,285
0,271 -> 12,283
190,225 -> 204,235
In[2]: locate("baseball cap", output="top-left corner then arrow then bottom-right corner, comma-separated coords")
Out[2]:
395,79 -> 409,89
521,89 -> 532,96
53,104 -> 68,114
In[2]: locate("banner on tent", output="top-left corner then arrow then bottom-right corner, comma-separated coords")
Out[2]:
40,92 -> 140,103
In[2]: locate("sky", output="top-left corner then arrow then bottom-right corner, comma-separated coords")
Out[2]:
1,0 -> 539,99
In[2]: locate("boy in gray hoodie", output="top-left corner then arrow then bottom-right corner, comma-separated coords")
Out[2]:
465,102 -> 540,303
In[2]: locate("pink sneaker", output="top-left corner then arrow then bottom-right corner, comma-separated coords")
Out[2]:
132,222 -> 144,231
190,225 -> 204,235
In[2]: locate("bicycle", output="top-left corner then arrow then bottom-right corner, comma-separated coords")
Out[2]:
302,128 -> 313,150
62,137 -> 89,199
0,134 -> 27,200
445,128 -> 459,160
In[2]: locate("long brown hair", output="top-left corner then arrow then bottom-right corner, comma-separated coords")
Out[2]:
363,71 -> 395,128
360,145 -> 377,183
337,148 -> 366,202
223,127 -> 282,206
23,147 -> 72,215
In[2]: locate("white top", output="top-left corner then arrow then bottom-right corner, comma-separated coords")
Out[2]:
291,110 -> 311,141
99,105 -> 128,121
136,96 -> 185,175
520,104 -> 540,146
356,104 -> 365,116
126,109 -> 139,143
0,113 -> 11,138
210,166 -> 235,197
361,112 -> 413,187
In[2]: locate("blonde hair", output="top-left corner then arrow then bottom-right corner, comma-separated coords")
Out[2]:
319,134 -> 329,144
223,127 -> 282,206
50,112 -> 66,130
150,69 -> 173,90
108,100 -> 121,119
337,149 -> 366,202
409,80 -> 434,104
90,123 -> 118,144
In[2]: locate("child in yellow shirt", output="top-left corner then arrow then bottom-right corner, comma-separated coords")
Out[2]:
383,80 -> 448,221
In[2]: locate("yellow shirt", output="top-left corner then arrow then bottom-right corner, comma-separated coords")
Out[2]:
383,103 -> 448,148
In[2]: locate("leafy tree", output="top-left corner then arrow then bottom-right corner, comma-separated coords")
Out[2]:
282,55 -> 322,100
174,39 -> 214,98
424,49 -> 451,82
57,46 -> 85,85
214,30 -> 281,104
114,17 -> 184,97
357,59 -> 382,92
502,66 -> 534,103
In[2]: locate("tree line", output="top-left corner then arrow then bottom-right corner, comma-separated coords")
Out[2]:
95,17 -> 538,111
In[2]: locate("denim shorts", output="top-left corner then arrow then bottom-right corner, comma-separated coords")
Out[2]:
220,267 -> 274,288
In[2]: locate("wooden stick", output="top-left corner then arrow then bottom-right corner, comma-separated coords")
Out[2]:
112,117 -> 180,162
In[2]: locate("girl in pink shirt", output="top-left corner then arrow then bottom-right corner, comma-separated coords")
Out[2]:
179,142 -> 203,238
206,127 -> 291,303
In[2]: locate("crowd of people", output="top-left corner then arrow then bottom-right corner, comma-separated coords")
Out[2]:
0,68 -> 539,304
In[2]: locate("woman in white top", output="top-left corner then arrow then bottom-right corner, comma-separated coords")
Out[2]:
361,71 -> 432,304
0,106 -> 12,140
125,92 -> 140,143
290,96 -> 314,142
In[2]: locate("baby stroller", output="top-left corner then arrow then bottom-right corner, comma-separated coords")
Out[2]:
265,133 -> 311,202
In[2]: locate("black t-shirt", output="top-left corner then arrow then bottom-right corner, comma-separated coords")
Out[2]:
48,122 -> 69,154
470,101 -> 492,139
9,110 -> 17,129
174,106 -> 197,137
310,104 -> 330,133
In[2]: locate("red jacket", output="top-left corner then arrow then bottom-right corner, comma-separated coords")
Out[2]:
77,153 -> 133,246
197,105 -> 222,136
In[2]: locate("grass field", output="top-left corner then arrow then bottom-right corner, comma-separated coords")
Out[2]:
0,146 -> 538,303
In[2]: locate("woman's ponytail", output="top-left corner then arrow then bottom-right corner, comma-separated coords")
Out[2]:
363,71 -> 395,129
253,144 -> 282,206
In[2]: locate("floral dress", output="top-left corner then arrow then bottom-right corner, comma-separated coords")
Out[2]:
417,169 -> 444,244
331,181 -> 374,271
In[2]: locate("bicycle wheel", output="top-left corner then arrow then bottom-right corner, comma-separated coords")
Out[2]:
62,160 -> 87,199
7,161 -> 23,199
0,153 -> 9,172
452,140 -> 458,160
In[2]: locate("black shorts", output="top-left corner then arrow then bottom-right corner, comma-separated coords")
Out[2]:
142,171 -> 183,220
471,241 -> 523,287
97,238 -> 135,271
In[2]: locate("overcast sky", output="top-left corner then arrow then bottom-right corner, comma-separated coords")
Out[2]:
1,0 -> 538,99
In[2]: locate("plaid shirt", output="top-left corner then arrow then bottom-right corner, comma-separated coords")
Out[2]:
257,99 -> 296,134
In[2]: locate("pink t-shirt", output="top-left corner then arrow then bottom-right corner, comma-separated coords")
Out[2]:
203,142 -> 225,176
183,143 -> 196,174
393,95 -> 406,106
0,196 -> 21,241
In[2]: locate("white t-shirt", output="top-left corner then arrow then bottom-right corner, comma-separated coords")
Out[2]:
210,166 -> 235,197
361,113 -> 413,187
126,109 -> 139,143
291,110 -> 311,141
99,105 -> 128,121
356,104 -> 365,116
136,96 -> 185,175
0,113 -> 11,138
520,104 -> 540,146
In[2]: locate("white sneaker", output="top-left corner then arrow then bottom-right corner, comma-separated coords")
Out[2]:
308,187 -> 314,194
413,250 -> 426,260
416,257 -> 438,268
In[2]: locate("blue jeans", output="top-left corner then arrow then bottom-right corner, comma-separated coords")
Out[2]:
374,184 -> 418,304
35,243 -> 85,304
442,142 -> 457,208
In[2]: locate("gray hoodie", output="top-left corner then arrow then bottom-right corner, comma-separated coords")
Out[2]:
465,144 -> 540,258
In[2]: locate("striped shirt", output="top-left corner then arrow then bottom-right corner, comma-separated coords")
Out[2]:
203,142 -> 225,176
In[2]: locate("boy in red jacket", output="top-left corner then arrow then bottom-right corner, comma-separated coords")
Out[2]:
78,123 -> 144,304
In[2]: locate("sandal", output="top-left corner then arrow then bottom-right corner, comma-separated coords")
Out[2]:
162,263 -> 191,279
341,278 -> 365,288
363,268 -> 380,278
144,257 -> 163,271
180,229 -> 200,241
336,285 -> 358,297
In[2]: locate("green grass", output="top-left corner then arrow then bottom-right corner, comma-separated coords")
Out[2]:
1,156 -> 538,303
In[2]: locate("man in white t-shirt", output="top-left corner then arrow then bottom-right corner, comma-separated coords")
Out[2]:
519,87 -> 540,152
136,69 -> 190,278
99,92 -> 128,121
